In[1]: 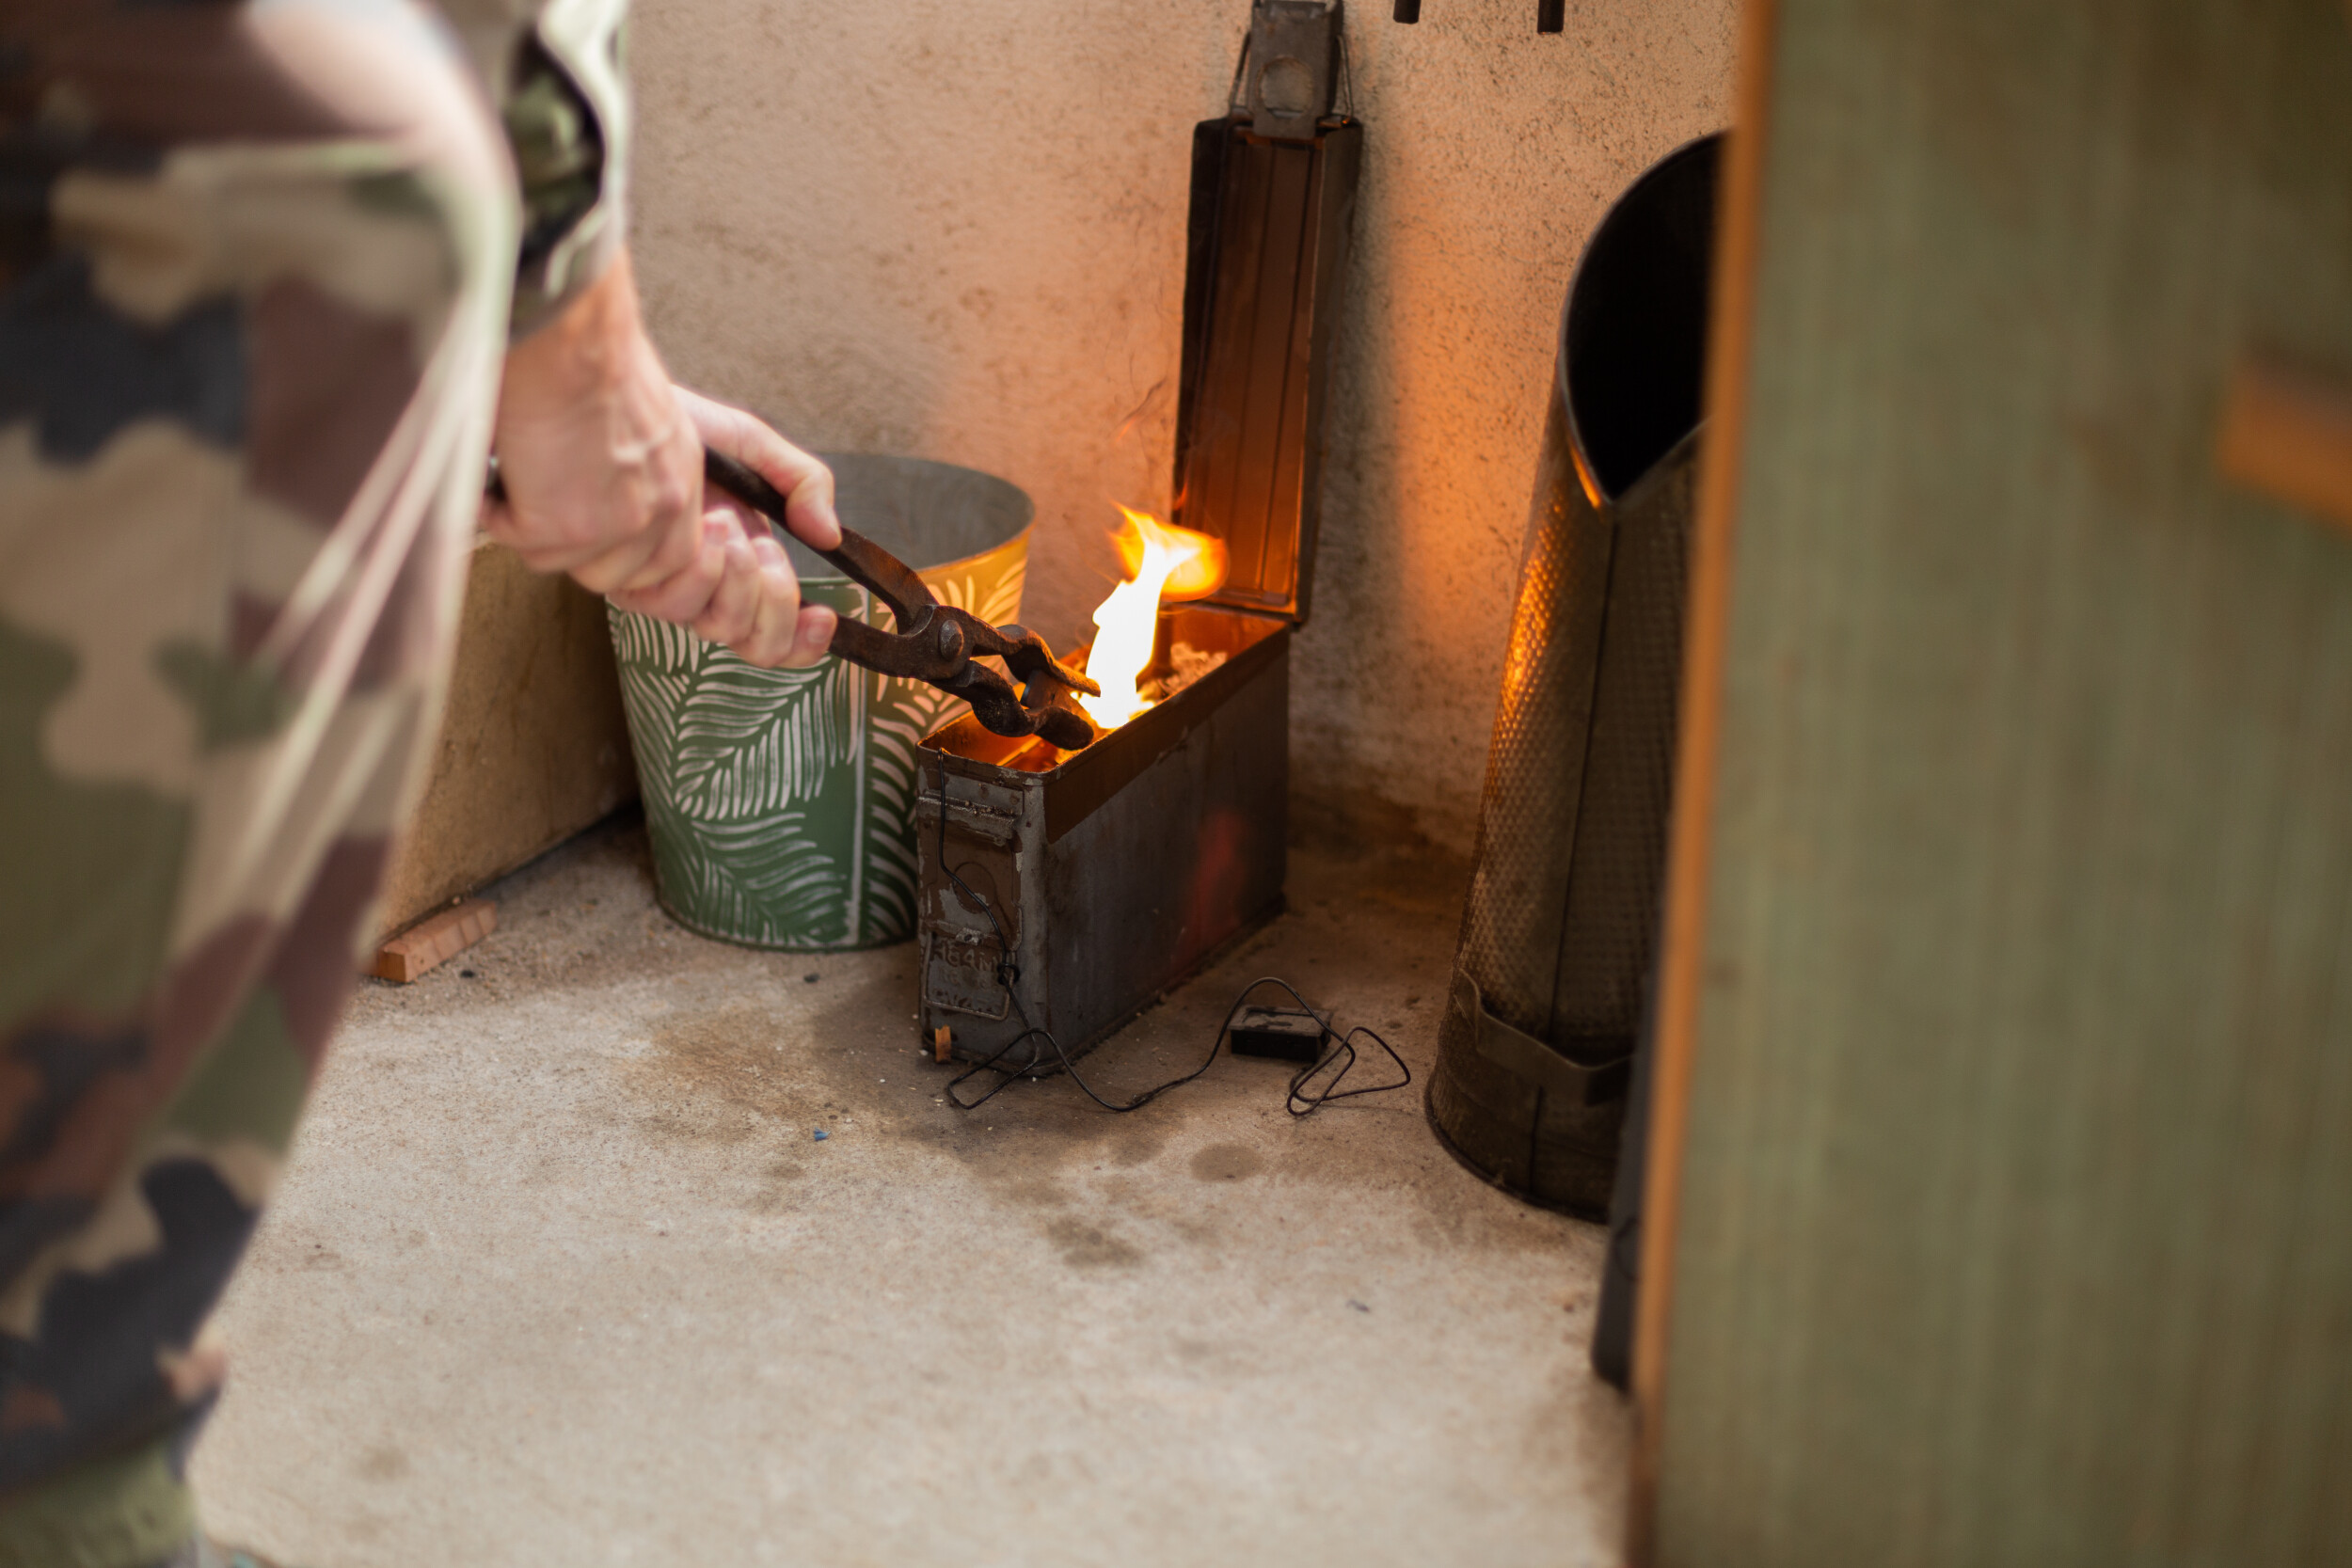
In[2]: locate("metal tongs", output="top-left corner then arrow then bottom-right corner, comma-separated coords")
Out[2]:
702,451 -> 1100,752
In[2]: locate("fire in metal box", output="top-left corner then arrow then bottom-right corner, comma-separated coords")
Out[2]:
920,608 -> 1289,1068
915,0 -> 1359,1070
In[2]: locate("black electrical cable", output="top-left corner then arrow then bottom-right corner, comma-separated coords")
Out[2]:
1208,976 -> 1411,1117
931,764 -> 1224,1113
929,766 -> 1409,1117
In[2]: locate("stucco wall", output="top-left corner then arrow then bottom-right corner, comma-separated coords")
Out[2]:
629,0 -> 1734,851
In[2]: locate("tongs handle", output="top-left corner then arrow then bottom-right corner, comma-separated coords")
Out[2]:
699,447 -> 1100,753
701,449 -> 935,629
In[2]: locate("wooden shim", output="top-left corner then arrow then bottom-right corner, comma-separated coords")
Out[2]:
2217,354 -> 2352,534
373,899 -> 498,984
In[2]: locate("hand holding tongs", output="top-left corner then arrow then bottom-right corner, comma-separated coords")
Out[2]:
701,451 -> 1100,752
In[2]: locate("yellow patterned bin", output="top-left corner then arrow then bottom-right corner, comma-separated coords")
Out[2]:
609,452 -> 1031,950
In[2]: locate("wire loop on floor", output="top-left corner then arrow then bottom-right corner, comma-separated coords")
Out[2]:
930,765 -> 1410,1117
1208,975 -> 1412,1117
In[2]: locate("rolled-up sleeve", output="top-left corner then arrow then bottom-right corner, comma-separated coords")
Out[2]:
434,0 -> 633,336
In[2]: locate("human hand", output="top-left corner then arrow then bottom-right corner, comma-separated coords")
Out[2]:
484,253 -> 840,668
647,387 -> 844,666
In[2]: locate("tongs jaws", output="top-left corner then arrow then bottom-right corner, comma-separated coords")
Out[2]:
703,451 -> 1101,752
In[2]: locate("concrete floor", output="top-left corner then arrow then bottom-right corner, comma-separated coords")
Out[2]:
191,816 -> 1630,1568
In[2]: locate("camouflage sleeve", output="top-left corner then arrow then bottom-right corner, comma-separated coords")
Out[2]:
433,0 -> 635,336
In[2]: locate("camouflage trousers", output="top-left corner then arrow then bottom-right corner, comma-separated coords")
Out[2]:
0,4 -> 517,1563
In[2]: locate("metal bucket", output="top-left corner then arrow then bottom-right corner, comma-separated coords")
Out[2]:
610,452 -> 1033,951
1425,134 -> 1720,1220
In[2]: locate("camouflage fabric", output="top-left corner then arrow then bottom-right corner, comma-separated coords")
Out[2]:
0,1 -> 546,1562
437,0 -> 634,334
162,1534 -> 283,1568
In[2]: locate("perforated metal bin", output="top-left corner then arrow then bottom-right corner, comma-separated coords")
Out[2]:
1425,134 -> 1721,1221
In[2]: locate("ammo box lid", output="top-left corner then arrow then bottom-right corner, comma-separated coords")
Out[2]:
1169,7 -> 1360,629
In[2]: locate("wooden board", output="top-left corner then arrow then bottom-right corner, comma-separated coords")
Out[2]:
1641,2 -> 2352,1562
374,538 -> 637,938
1631,0 -> 1779,1556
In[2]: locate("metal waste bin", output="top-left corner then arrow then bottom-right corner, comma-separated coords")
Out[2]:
1425,134 -> 1720,1220
611,452 -> 1033,951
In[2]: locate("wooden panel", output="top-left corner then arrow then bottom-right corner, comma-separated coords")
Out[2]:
375,538 -> 638,936
1645,3 -> 2352,1564
1632,0 -> 1779,1558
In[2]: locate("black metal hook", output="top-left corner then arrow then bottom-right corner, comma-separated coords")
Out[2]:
1391,0 -> 1565,31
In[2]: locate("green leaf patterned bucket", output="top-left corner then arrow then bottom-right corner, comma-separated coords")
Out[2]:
609,452 -> 1032,950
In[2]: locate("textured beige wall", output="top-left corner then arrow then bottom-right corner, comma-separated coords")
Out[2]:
629,0 -> 1734,850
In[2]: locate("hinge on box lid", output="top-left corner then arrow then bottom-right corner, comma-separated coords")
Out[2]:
1236,1 -> 1347,142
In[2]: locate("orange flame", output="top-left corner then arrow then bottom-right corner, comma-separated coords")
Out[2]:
1115,515 -> 1228,602
1078,507 -> 1229,731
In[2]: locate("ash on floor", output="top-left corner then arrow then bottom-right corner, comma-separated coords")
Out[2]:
194,812 -> 1629,1568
